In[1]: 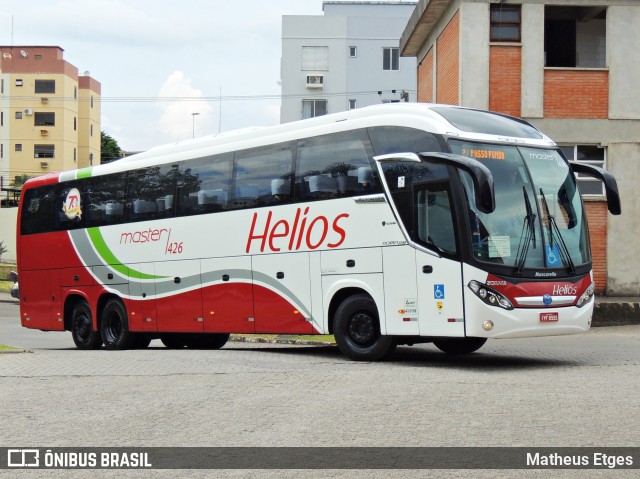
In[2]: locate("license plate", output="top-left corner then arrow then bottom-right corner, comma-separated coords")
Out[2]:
540,312 -> 559,323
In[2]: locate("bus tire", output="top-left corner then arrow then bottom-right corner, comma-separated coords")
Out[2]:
160,334 -> 187,349
333,294 -> 396,361
71,301 -> 102,350
433,337 -> 487,355
100,298 -> 137,350
183,333 -> 230,349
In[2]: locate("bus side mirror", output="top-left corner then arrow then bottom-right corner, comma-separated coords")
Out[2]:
569,162 -> 621,215
419,152 -> 496,214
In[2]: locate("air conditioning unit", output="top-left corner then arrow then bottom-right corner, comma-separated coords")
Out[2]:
306,75 -> 324,88
41,97 -> 49,104
24,108 -> 33,115
40,129 -> 48,136
40,161 -> 49,168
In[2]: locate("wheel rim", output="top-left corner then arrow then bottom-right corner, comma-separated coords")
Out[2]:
75,312 -> 92,342
104,311 -> 123,343
347,312 -> 377,346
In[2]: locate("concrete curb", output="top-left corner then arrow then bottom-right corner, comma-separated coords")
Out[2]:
593,301 -> 640,327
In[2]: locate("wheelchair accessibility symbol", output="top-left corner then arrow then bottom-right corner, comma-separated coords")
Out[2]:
434,284 -> 445,300
545,245 -> 561,267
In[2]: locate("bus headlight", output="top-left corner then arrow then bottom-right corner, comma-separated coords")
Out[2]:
576,282 -> 595,308
468,280 -> 514,310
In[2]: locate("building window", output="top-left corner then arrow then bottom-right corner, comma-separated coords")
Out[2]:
91,96 -> 94,108
16,143 -> 22,152
34,144 -> 55,158
490,4 -> 521,42
349,46 -> 357,58
74,86 -> 77,99
35,54 -> 42,60
15,111 -> 23,120
35,79 -> 55,94
74,148 -> 77,163
302,46 -> 329,71
1,111 -> 3,126
74,117 -> 77,131
348,99 -> 357,110
16,79 -> 23,87
34,112 -> 55,126
383,47 -> 399,71
91,124 -> 94,136
545,6 -> 606,68
560,144 -> 606,195
1,144 -> 3,158
302,99 -> 327,119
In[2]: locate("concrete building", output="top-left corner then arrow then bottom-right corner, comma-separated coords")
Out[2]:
400,0 -> 639,295
0,46 -> 101,193
281,1 -> 417,123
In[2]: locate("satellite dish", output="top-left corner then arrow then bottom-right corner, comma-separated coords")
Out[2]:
20,50 -> 28,58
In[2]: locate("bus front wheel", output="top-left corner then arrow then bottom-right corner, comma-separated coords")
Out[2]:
100,298 -> 137,350
433,337 -> 487,354
333,294 -> 396,361
71,301 -> 102,350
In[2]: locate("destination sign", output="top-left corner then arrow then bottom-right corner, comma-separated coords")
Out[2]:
460,148 -> 506,160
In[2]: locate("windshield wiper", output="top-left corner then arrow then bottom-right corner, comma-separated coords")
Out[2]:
514,186 -> 536,275
539,188 -> 576,275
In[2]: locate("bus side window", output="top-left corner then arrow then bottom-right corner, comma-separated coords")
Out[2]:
296,129 -> 378,201
178,153 -> 232,216
231,142 -> 294,210
20,185 -> 55,235
86,173 -> 127,227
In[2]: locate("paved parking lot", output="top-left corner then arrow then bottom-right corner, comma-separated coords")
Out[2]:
1,301 -> 639,478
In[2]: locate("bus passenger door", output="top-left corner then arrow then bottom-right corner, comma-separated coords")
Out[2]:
416,252 -> 465,337
201,256 -> 255,333
252,252 -> 313,334
154,259 -> 203,333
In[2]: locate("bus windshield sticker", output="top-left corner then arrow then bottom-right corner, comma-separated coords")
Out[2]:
488,235 -> 510,258
398,176 -> 405,188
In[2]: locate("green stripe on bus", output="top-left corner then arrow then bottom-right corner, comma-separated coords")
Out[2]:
86,227 -> 164,280
76,167 -> 93,179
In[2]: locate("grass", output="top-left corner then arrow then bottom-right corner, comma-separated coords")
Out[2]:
0,280 -> 13,293
0,344 -> 19,351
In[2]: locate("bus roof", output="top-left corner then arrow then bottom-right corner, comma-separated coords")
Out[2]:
31,103 -> 557,186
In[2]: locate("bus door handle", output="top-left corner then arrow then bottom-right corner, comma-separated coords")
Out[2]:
346,260 -> 355,268
422,265 -> 433,274
174,277 -> 181,284
222,274 -> 230,282
276,272 -> 285,280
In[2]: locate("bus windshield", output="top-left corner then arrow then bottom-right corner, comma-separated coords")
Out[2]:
449,140 -> 590,272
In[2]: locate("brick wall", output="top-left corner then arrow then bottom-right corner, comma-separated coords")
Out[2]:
584,201 -> 608,293
436,11 -> 460,105
418,48 -> 434,103
489,45 -> 521,117
544,69 -> 608,118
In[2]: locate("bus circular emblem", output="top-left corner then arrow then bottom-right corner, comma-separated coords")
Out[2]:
62,188 -> 82,220
543,294 -> 552,305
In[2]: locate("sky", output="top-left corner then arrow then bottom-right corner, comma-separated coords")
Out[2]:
0,0 -> 338,152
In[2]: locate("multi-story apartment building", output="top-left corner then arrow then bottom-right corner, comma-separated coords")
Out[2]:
0,46 -> 101,192
281,1 -> 417,123
400,0 -> 639,296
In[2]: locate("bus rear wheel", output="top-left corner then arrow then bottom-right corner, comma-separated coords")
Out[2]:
333,294 -> 395,361
71,301 -> 102,350
100,298 -> 137,350
433,337 -> 487,355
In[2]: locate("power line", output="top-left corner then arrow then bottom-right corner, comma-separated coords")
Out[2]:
1,89 -> 416,103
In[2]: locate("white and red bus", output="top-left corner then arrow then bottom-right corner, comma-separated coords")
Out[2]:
16,104 -> 621,360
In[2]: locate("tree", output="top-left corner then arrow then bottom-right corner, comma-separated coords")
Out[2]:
101,131 -> 123,164
12,174 -> 31,189
0,240 -> 8,263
